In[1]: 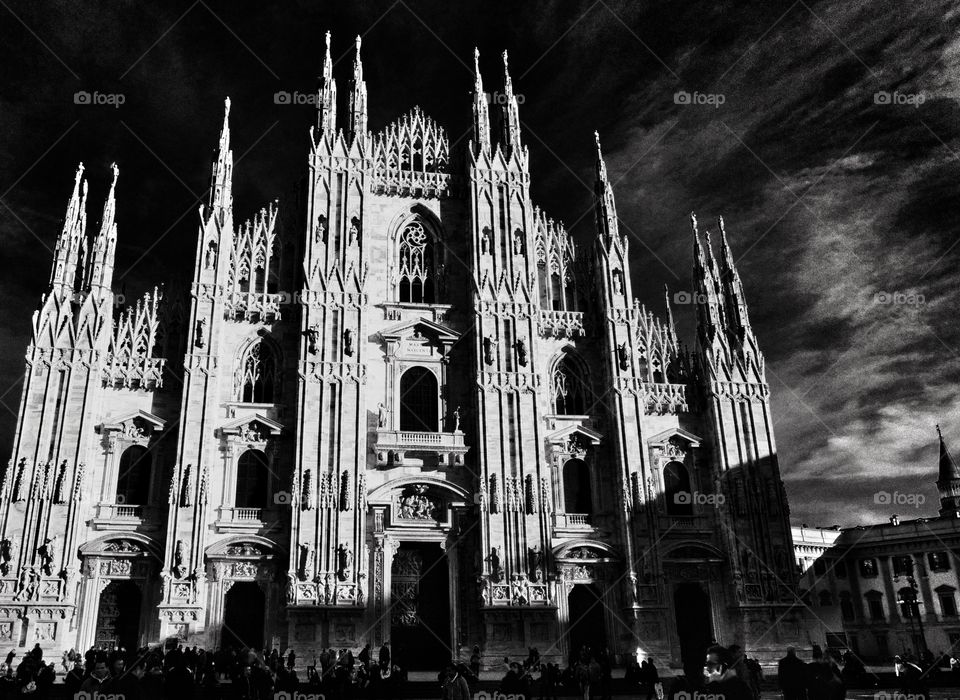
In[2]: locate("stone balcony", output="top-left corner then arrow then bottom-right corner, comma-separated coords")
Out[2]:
91,503 -> 162,531
215,506 -> 266,533
374,429 -> 468,468
552,512 -> 593,530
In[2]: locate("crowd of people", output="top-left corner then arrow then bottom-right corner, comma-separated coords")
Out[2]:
0,642 -> 407,700
0,639 -> 955,700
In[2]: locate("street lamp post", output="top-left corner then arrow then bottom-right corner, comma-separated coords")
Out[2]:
896,575 -> 928,658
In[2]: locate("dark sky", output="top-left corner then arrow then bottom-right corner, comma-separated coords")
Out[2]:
2,0 -> 959,526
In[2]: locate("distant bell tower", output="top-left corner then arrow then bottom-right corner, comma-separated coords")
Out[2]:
937,425 -> 960,517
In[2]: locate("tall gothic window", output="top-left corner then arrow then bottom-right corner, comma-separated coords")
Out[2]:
399,367 -> 438,432
563,459 -> 592,513
236,449 -> 269,509
553,356 -> 586,415
663,461 -> 693,516
398,220 -> 435,304
116,445 -> 151,505
239,340 -> 278,403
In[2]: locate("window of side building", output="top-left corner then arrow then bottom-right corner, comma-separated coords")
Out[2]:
938,588 -> 957,618
859,558 -> 878,578
892,555 -> 913,577
928,551 -> 951,572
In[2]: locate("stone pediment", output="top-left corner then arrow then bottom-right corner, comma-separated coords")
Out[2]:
96,409 -> 166,435
545,424 -> 602,446
217,413 -> 283,440
380,318 -> 460,359
379,318 -> 460,343
647,427 -> 702,448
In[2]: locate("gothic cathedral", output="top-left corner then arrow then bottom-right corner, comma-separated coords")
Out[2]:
1,35 -> 801,667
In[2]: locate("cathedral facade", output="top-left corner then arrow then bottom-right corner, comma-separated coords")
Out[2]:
1,35 -> 801,668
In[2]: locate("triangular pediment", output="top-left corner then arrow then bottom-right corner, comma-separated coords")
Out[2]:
97,409 -> 166,433
647,427 -> 702,448
379,317 -> 460,344
546,424 -> 602,445
218,413 -> 284,436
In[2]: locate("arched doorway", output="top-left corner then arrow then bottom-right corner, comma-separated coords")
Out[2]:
94,580 -> 142,650
116,445 -> 151,505
567,584 -> 607,663
399,367 -> 438,432
222,582 -> 265,651
563,459 -> 592,514
236,450 -> 269,509
390,542 -> 450,669
674,582 -> 713,670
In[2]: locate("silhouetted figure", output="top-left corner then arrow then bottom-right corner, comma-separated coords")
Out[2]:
778,647 -> 808,700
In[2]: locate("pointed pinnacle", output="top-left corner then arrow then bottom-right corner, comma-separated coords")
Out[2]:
109,162 -> 119,190
690,211 -> 699,234
223,96 -> 231,118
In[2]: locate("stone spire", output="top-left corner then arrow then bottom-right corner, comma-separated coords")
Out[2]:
664,283 -> 678,346
85,162 -> 118,291
937,425 -> 960,517
499,50 -> 522,155
472,47 -> 491,157
50,163 -> 88,292
716,215 -> 752,335
593,131 -> 619,246
348,35 -> 367,142
209,97 -> 233,220
317,30 -> 337,136
692,212 -> 723,339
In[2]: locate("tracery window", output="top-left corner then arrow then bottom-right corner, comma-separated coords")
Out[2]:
552,357 -> 585,415
398,220 -> 435,304
239,340 -> 279,403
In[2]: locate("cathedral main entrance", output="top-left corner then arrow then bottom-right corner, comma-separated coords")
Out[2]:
390,542 -> 450,669
94,580 -> 142,650
673,582 -> 713,670
222,582 -> 265,650
567,584 -> 607,662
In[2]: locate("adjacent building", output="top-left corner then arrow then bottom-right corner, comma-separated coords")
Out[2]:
795,429 -> 960,659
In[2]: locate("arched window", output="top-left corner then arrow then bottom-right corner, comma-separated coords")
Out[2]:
116,445 -> 151,505
550,274 -> 563,311
236,450 -> 269,509
552,356 -> 586,415
563,459 -> 592,513
399,367 -> 438,432
398,220 -> 435,304
239,340 -> 278,403
663,461 -> 693,516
